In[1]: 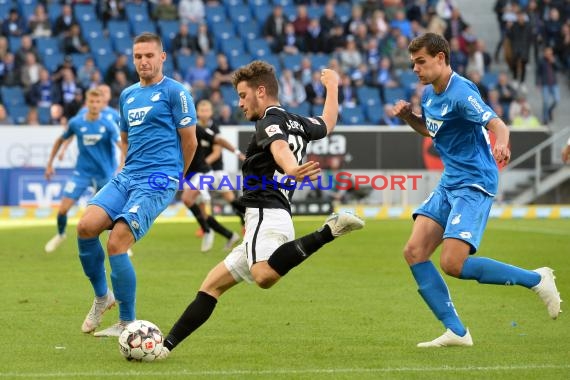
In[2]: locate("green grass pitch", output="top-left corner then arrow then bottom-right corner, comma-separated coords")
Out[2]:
1,218 -> 569,379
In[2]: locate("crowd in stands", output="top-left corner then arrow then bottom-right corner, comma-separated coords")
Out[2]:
0,0 -> 568,127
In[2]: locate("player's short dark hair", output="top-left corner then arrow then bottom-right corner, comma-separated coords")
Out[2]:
409,33 -> 450,65
231,60 -> 278,98
133,32 -> 164,51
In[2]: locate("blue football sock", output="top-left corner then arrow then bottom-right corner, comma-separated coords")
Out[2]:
460,256 -> 541,288
57,213 -> 67,235
78,237 -> 107,297
109,253 -> 136,322
411,261 -> 466,337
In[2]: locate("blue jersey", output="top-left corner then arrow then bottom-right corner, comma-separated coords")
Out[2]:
422,72 -> 499,195
63,113 -> 119,178
119,76 -> 196,177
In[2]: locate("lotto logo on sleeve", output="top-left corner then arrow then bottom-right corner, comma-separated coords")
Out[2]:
265,125 -> 282,137
128,106 -> 152,127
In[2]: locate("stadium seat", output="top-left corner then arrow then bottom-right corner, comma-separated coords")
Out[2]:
220,85 -> 239,107
8,36 -> 21,53
228,5 -> 252,26
18,2 -> 37,22
251,3 -> 271,23
282,5 -> 297,22
107,20 -> 131,41
205,4 -> 227,25
237,22 -> 260,41
42,53 -> 64,73
81,20 -> 105,41
94,54 -> 115,73
35,37 -> 60,58
176,54 -> 196,72
37,106 -> 51,125
88,38 -> 113,57
311,53 -> 331,70
340,107 -> 365,125
157,20 -> 179,52
220,37 -> 245,58
1,86 -> 26,107
74,4 -> 97,24
211,21 -> 236,46
282,54 -> 303,72
356,86 -> 382,107
126,2 -> 150,30
6,104 -> 29,125
398,70 -> 419,91
246,38 -> 271,58
263,54 -> 282,74
47,3 -> 62,24
113,38 -> 132,56
383,87 -> 407,104
228,53 -> 252,70
307,5 -> 324,20
70,53 -> 90,70
482,72 -> 499,90
131,22 -> 157,37
335,3 -> 352,24
311,104 -> 324,116
288,102 -> 310,116
365,104 -> 383,124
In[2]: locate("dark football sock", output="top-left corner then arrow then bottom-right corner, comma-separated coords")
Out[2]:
267,225 -> 334,276
164,291 -> 218,351
206,215 -> 233,239
189,204 -> 210,233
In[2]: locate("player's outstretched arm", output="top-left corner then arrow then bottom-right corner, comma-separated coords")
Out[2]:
319,69 -> 339,135
270,139 -> 320,181
393,100 -> 429,136
205,143 -> 222,165
486,117 -> 511,165
45,136 -> 65,180
179,125 -> 198,175
213,135 -> 245,161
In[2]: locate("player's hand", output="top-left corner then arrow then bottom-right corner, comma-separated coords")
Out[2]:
562,145 -> 570,163
320,69 -> 339,89
393,100 -> 413,120
292,161 -> 320,182
45,165 -> 55,181
238,152 -> 246,161
493,142 -> 511,165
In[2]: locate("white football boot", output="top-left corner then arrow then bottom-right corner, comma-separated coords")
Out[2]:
323,212 -> 365,237
82,292 -> 116,333
417,328 -> 473,348
532,267 -> 562,319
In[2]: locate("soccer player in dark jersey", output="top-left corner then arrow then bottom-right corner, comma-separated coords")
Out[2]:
393,33 -> 561,347
156,61 -> 364,359
181,105 -> 244,252
76,33 -> 198,337
194,99 -> 246,237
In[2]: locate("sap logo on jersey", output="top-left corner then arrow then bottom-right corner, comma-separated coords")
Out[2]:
128,106 -> 152,127
425,117 -> 443,137
82,134 -> 103,146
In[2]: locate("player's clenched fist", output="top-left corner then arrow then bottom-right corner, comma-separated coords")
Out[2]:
393,100 -> 413,120
320,69 -> 339,89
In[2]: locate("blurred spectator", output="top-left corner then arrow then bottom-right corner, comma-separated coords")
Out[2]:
62,88 -> 84,121
380,103 -> 404,126
278,22 -> 302,55
263,5 -> 287,54
351,63 -> 372,87
444,8 -> 467,42
100,0 -> 126,24
369,10 -> 390,39
449,37 -> 467,76
560,23 -> 570,71
338,72 -> 357,109
86,70 -> 103,90
178,0 -> 205,25
495,71 -> 516,109
436,0 -> 458,21
53,4 -> 77,38
0,36 -> 8,60
391,10 -> 413,40
0,104 -> 14,125
426,8 -> 447,36
292,4 -> 310,37
305,18 -> 324,53
208,89 -> 225,119
319,2 -> 341,39
212,53 -> 232,87
110,71 -> 130,108
392,35 -> 412,74
216,104 -> 239,125
406,0 -> 430,26
467,70 -> 488,101
536,46 -> 560,125
339,36 -> 363,73
194,23 -> 213,55
374,57 -> 399,103
487,88 -> 502,115
62,24 -> 90,55
0,53 -> 21,87
152,0 -> 178,21
184,54 -> 211,94
15,35 -> 40,68
305,70 -> 326,106
2,8 -> 27,37
324,24 -> 346,54
526,0 -> 542,63
508,91 -> 532,123
52,55 -> 78,83
54,68 -> 80,111
77,56 -> 99,89
298,57 -> 313,86
26,107 -> 40,126
363,37 -> 381,68
20,52 -> 44,90
511,104 -> 541,128
104,54 -> 134,85
542,7 -> 562,52
27,68 -> 57,108
279,68 -> 306,108
28,3 -> 52,39
508,10 -> 532,90
353,23 -> 369,51
50,103 -> 66,125
172,23 -> 197,58
344,3 -> 366,36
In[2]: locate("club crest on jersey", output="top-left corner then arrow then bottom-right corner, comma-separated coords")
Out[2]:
128,106 -> 152,127
425,117 -> 443,137
151,92 -> 161,102
126,97 -> 135,104
265,124 -> 282,137
441,104 -> 449,116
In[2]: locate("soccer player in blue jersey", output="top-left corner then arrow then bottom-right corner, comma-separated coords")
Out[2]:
76,33 -> 198,337
44,88 -> 124,253
393,33 -> 561,347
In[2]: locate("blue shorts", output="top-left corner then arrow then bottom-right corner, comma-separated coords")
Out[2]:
63,173 -> 110,200
413,185 -> 493,254
89,172 -> 177,241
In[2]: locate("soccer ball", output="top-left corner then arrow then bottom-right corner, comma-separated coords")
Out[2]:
118,320 -> 164,362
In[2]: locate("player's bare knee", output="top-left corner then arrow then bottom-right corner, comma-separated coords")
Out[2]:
255,276 -> 276,289
403,242 -> 425,265
440,257 -> 462,278
77,218 -> 98,238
